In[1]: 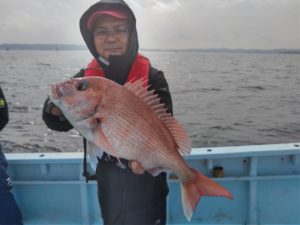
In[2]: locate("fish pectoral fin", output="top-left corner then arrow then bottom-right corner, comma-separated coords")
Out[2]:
92,119 -> 124,167
86,141 -> 103,171
147,167 -> 164,176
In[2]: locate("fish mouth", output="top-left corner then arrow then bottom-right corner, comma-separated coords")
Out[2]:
51,84 -> 63,99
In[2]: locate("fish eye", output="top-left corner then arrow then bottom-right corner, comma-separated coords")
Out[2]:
75,80 -> 88,91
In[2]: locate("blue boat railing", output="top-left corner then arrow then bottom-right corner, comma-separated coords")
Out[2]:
6,142 -> 300,225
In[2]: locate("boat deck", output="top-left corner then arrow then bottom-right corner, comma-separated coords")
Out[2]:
6,142 -> 300,225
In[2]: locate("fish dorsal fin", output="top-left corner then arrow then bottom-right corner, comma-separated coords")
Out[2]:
163,117 -> 191,155
124,79 -> 191,156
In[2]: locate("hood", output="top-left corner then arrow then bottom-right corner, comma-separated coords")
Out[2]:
80,0 -> 138,63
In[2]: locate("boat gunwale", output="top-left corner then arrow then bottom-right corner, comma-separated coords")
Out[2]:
5,142 -> 300,163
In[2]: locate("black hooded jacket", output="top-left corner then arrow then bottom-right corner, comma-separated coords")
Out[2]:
43,0 -> 172,133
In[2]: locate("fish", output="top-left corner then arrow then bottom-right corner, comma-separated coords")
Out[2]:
49,76 -> 233,221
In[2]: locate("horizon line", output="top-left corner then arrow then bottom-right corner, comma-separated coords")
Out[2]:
0,43 -> 300,51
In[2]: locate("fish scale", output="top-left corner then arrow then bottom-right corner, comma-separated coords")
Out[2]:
105,107 -> 170,169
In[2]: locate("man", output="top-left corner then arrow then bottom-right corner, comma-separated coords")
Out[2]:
42,0 -> 172,224
0,86 -> 9,131
0,86 -> 23,225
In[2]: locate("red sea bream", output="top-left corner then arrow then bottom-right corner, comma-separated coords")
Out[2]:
50,76 -> 233,221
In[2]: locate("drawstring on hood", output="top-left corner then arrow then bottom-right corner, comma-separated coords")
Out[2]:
79,0 -> 139,85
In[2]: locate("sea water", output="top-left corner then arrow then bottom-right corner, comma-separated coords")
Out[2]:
0,50 -> 299,152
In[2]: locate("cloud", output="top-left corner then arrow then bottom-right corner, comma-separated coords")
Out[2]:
0,0 -> 95,44
137,0 -> 300,49
130,0 -> 180,13
151,0 -> 181,13
0,0 -> 299,49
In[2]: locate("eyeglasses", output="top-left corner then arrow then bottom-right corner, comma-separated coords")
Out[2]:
93,26 -> 129,40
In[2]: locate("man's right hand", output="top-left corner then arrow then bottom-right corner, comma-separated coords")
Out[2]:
129,160 -> 145,175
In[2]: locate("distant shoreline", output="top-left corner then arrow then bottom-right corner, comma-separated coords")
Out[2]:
0,43 -> 300,54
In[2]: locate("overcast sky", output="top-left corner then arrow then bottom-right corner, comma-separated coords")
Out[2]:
0,0 -> 299,49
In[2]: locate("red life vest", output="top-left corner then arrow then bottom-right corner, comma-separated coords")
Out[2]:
84,53 -> 150,86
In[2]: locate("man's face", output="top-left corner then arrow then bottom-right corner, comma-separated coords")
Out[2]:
93,15 -> 129,60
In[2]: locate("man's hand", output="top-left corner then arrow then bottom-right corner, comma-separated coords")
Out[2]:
51,106 -> 63,116
129,160 -> 145,175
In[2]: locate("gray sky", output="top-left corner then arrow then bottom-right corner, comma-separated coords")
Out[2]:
0,0 -> 299,49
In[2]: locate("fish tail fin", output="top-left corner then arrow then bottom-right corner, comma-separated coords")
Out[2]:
180,168 -> 233,221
